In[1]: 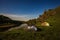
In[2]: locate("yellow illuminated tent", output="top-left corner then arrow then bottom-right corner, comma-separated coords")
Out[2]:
41,22 -> 50,26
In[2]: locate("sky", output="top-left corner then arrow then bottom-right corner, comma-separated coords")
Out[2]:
0,0 -> 60,21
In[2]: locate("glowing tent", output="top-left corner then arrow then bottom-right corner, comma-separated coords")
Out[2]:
41,22 -> 50,26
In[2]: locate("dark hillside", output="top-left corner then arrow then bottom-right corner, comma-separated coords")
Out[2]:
0,15 -> 24,31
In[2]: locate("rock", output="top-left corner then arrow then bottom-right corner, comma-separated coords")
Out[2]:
7,24 -> 37,32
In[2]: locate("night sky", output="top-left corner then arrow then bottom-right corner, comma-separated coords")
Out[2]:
0,0 -> 60,21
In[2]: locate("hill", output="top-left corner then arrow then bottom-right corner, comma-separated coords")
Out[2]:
0,15 -> 25,31
27,6 -> 60,27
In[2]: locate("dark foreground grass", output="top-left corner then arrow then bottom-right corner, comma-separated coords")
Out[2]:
0,25 -> 60,40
